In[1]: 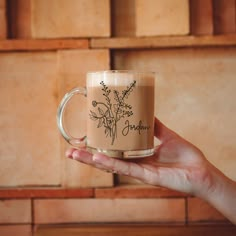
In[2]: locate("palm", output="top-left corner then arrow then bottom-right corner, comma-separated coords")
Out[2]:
131,135 -> 208,195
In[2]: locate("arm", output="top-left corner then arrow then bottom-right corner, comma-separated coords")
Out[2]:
203,164 -> 236,224
66,118 -> 236,224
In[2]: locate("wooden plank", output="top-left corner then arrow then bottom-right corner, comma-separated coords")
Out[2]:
0,186 -> 188,199
91,35 -> 236,49
0,199 -> 31,223
8,0 -> 32,38
0,225 -> 32,236
135,0 -> 190,36
188,198 -> 226,223
190,0 -> 214,35
0,188 -> 94,198
58,49 -> 113,188
0,35 -> 235,52
31,0 -> 110,38
35,225 -> 236,236
95,185 -> 189,198
213,0 -> 236,34
34,199 -> 185,224
111,0 -> 136,36
0,0 -> 7,39
0,39 -> 89,51
0,52 -> 61,187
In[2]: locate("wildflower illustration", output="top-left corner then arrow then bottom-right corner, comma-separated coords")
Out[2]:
89,80 -> 136,145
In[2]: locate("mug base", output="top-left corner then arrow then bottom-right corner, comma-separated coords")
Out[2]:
87,146 -> 155,159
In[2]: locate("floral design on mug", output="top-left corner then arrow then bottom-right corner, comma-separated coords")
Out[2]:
89,80 -> 136,145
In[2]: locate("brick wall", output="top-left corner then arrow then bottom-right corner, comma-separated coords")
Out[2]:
0,1 -> 236,235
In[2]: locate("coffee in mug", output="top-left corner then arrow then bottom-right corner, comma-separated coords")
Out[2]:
57,70 -> 156,158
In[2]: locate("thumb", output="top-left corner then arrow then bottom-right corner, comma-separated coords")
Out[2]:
154,118 -> 179,142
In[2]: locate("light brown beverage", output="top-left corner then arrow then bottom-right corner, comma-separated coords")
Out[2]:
86,75 -> 155,152
57,70 -> 156,158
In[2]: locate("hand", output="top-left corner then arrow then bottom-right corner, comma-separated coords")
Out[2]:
66,117 -> 236,224
66,118 -> 214,198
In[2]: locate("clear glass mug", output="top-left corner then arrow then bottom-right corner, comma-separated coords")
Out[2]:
57,70 -> 156,158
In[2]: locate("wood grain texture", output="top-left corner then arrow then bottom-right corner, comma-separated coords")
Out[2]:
34,198 -> 185,223
1,35 -> 235,51
0,225 -> 32,236
0,52 -> 60,186
0,0 -> 7,39
35,225 -> 236,236
0,188 -> 94,198
0,199 -> 31,223
0,39 -> 89,51
8,0 -> 31,38
190,0 -> 214,35
111,0 -> 136,37
31,0 -> 110,38
213,0 -> 236,34
91,35 -> 236,49
135,0 -> 189,36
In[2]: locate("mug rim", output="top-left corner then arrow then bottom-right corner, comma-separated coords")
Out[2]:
87,70 -> 157,75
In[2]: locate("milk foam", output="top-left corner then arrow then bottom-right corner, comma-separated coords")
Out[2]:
87,71 -> 155,87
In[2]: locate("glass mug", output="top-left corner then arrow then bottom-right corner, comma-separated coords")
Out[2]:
57,70 -> 156,158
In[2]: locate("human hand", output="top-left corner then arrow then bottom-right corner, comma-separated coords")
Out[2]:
66,118 -> 236,223
66,118 -> 215,198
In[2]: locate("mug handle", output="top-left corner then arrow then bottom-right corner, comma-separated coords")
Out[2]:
57,87 -> 87,146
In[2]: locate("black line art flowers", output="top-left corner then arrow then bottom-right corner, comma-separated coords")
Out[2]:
89,80 -> 136,145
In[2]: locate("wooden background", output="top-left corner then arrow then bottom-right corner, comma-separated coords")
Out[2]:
0,0 -> 236,235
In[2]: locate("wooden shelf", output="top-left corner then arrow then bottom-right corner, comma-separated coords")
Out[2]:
0,39 -> 89,51
36,225 -> 235,236
0,35 -> 236,52
91,34 -> 236,49
0,186 -> 187,199
0,188 -> 93,198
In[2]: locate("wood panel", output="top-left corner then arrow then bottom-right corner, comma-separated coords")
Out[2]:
111,0 -> 136,37
31,0 -> 110,38
190,0 -> 213,35
91,35 -> 236,49
58,49 -> 113,188
0,225 -> 32,236
0,188 -> 93,198
0,52 -> 60,186
0,0 -> 7,39
135,0 -> 189,36
0,39 -> 89,51
34,199 -> 185,224
213,0 -> 236,34
35,225 -> 236,236
8,0 -> 31,38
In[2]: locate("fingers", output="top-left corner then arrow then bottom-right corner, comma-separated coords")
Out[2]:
66,148 -> 146,180
66,148 -> 108,171
92,153 -> 145,179
154,117 -> 178,142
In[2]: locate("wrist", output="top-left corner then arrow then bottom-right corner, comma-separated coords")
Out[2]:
199,163 -> 236,224
198,162 -> 223,199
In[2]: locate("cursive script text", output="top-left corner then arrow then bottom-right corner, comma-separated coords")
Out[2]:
122,120 -> 150,136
